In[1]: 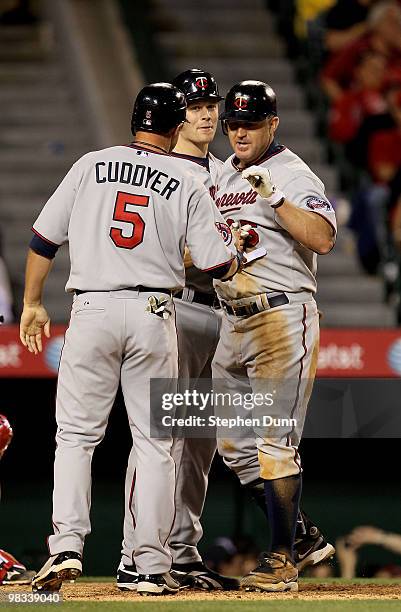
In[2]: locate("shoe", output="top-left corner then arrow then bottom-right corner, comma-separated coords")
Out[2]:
4,568 -> 36,585
31,552 -> 82,592
294,524 -> 335,571
171,561 -> 239,591
240,552 -> 298,592
137,572 -> 180,596
0,550 -> 35,585
116,561 -> 139,591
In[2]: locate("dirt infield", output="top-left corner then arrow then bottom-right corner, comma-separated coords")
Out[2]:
3,581 -> 401,601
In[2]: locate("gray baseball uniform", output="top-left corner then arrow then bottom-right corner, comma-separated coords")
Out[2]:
32,143 -> 237,574
121,152 -> 253,567
212,142 -> 337,483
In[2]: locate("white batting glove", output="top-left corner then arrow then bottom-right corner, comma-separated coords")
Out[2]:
231,221 -> 252,238
242,166 -> 285,208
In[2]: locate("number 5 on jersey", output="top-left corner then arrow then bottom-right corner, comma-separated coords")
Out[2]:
109,191 -> 149,249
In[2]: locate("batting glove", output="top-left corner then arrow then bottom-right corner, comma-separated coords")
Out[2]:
231,221 -> 252,239
242,166 -> 285,208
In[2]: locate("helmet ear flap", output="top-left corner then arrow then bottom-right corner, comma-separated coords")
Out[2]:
221,120 -> 228,136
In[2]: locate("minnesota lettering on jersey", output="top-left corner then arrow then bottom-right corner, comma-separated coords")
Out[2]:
95,161 -> 180,200
215,189 -> 257,210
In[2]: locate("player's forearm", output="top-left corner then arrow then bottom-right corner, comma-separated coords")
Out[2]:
23,249 -> 53,305
381,532 -> 401,555
275,200 -> 335,254
339,557 -> 357,580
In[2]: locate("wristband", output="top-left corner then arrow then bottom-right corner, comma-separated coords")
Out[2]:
271,196 -> 285,209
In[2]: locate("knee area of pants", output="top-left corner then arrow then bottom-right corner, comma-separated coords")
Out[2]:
258,451 -> 300,481
56,429 -> 102,448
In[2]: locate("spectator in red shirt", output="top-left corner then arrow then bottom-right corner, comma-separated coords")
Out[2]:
329,50 -> 387,143
322,1 -> 401,101
324,0 -> 375,54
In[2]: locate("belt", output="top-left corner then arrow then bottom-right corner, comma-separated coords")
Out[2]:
221,292 -> 289,317
75,286 -> 171,296
175,288 -> 219,308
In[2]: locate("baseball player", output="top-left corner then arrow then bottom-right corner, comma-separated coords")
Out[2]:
19,82 -> 241,596
0,414 -> 35,585
212,81 -> 337,592
118,69 -> 239,592
119,72 -> 335,591
118,69 -> 238,591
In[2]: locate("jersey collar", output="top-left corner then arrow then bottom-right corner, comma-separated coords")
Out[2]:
170,151 -> 210,172
126,142 -> 169,156
231,139 -> 285,171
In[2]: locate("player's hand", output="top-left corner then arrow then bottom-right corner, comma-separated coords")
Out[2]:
231,224 -> 245,252
231,221 -> 253,251
19,304 -> 51,355
242,166 -> 285,207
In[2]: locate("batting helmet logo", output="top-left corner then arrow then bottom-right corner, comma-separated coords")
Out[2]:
195,77 -> 208,90
234,96 -> 248,110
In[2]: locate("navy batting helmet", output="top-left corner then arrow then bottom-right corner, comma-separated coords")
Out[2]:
220,81 -> 277,130
172,68 -> 224,103
132,83 -> 187,135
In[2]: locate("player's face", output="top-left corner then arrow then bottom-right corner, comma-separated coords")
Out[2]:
180,100 -> 219,145
227,116 -> 279,167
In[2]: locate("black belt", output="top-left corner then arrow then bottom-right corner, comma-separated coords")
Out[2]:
175,290 -> 219,308
221,292 -> 289,317
75,287 -> 171,296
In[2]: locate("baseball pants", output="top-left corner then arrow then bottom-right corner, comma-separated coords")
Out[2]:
121,297 -> 222,566
212,298 -> 320,482
49,290 -> 178,575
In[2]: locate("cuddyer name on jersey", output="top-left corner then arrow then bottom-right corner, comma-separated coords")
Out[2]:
95,161 -> 180,200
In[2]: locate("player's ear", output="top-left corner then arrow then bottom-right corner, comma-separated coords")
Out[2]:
271,116 -> 279,132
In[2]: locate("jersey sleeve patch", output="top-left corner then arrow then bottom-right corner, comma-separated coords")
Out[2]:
215,222 -> 233,246
306,197 -> 333,212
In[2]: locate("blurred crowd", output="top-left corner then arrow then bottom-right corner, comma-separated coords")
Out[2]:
0,229 -> 14,324
271,0 -> 401,323
0,1 -> 36,323
204,526 -> 401,580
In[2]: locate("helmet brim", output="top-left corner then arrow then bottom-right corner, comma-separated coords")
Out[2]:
187,93 -> 224,103
219,110 -> 271,122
